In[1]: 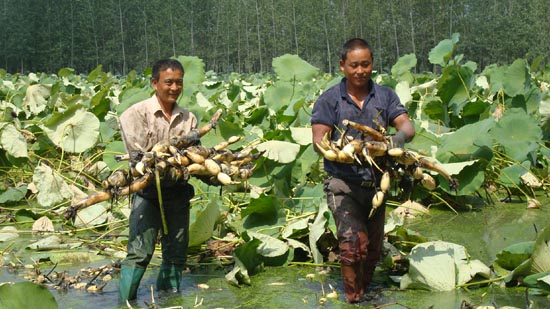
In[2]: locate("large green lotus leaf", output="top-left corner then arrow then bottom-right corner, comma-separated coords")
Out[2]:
73,202 -> 109,228
438,160 -> 483,195
528,226 -> 550,274
428,33 -> 458,66
177,55 -> 205,89
225,237 -> 263,286
290,127 -> 312,146
523,272 -> 550,291
309,199 -> 331,265
502,59 -> 530,97
263,81 -> 295,113
400,241 -> 458,291
248,231 -> 289,258
102,140 -> 127,171
241,194 -> 286,234
115,87 -> 151,115
189,198 -> 221,247
256,140 -> 300,164
272,54 -> 319,82
0,123 -> 28,157
499,162 -> 530,187
437,118 -> 495,162
282,215 -> 313,239
490,109 -> 541,162
539,91 -> 550,136
392,54 -> 417,83
494,241 -> 535,271
33,163 -> 73,207
42,107 -> 100,153
0,282 -> 58,309
395,81 -> 413,106
506,226 -> 550,282
456,259 -> 491,285
437,64 -> 474,114
22,84 -> 51,116
0,185 -> 27,203
176,56 -> 205,104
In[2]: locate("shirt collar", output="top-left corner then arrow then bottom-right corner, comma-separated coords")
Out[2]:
339,78 -> 375,103
146,95 -> 185,118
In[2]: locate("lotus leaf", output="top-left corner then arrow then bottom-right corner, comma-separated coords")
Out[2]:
0,282 -> 58,309
42,107 -> 100,153
189,198 -> 221,247
73,203 -> 109,228
490,109 -> 541,163
0,226 -> 19,242
256,140 -> 300,164
400,241 -> 490,291
0,123 -> 28,157
272,54 -> 319,82
33,163 -> 73,207
22,84 -> 50,116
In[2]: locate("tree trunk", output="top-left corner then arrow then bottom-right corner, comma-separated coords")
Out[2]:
292,1 -> 299,55
255,0 -> 263,72
118,0 -> 126,75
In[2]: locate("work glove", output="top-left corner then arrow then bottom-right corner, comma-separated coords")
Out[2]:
128,150 -> 144,167
390,131 -> 407,149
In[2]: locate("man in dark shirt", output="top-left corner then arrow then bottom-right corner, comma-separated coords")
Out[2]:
311,38 -> 415,303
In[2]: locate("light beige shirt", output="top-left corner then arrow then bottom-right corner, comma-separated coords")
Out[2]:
119,95 -> 198,153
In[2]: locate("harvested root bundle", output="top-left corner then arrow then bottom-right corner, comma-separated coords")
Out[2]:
65,109 -> 262,221
316,119 -> 458,201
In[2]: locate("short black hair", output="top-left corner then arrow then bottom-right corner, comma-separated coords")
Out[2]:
152,59 -> 184,81
341,38 -> 373,62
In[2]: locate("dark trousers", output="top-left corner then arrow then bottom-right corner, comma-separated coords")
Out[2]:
122,186 -> 192,269
324,177 -> 386,303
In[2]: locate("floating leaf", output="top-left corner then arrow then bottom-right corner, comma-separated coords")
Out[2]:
32,216 -> 54,232
26,235 -> 81,251
0,185 -> 27,203
400,241 -> 489,291
73,203 -> 108,228
0,282 -> 58,309
0,226 -> 19,242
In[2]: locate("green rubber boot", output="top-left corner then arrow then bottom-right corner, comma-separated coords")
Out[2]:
156,264 -> 184,292
119,265 -> 146,302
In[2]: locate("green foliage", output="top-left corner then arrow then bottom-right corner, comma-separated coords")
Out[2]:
1,35 -> 550,291
0,282 -> 59,309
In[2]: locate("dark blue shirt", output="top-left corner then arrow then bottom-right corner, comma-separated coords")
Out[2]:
311,78 -> 408,181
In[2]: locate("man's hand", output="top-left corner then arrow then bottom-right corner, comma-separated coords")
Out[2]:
129,150 -> 144,166
390,131 -> 407,149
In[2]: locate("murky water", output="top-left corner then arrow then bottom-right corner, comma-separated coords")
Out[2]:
2,198 -> 550,308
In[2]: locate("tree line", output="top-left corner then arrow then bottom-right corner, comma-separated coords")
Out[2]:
1,0 -> 548,75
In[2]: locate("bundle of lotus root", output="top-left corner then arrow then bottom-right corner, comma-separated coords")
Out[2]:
64,109 -> 261,221
316,119 -> 458,218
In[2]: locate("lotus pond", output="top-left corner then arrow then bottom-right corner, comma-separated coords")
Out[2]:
2,196 -> 550,309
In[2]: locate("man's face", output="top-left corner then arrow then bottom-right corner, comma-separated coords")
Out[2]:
339,48 -> 373,89
152,68 -> 183,105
